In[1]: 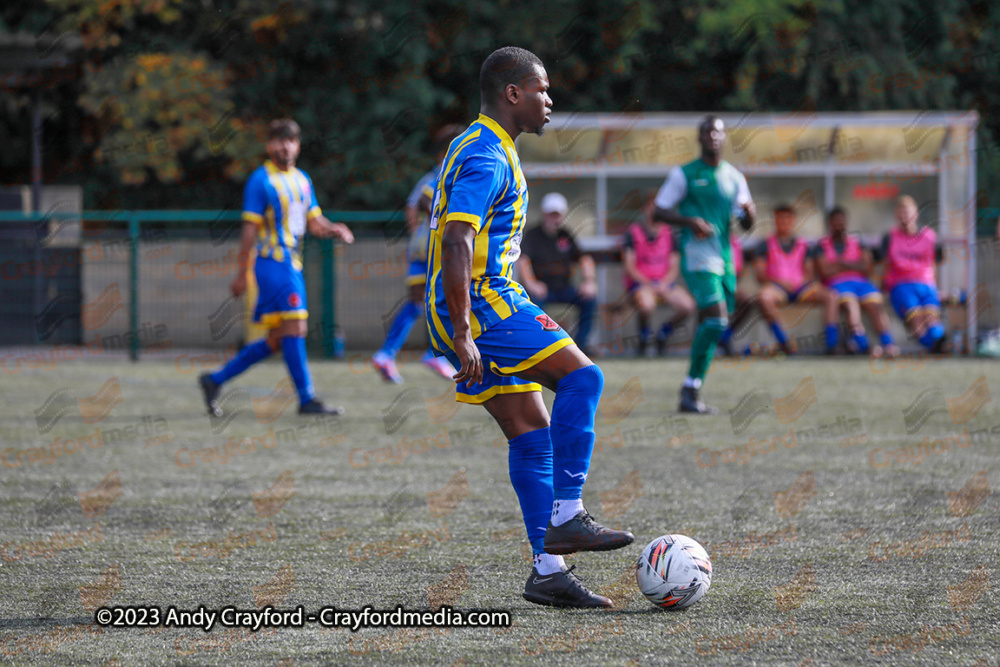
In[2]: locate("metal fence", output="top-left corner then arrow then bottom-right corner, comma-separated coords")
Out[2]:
1,210 -> 997,359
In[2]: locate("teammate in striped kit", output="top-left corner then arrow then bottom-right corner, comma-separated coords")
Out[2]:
199,119 -> 354,417
427,47 -> 633,608
372,126 -> 464,384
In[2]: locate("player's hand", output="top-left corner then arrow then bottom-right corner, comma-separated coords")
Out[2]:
578,279 -> 597,300
528,281 -> 548,301
452,330 -> 483,386
741,201 -> 756,219
690,217 -> 713,239
230,273 -> 247,298
328,223 -> 354,244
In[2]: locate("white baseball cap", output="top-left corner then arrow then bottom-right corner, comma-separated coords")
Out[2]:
540,192 -> 569,215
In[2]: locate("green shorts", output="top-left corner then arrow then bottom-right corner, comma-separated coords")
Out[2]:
682,270 -> 736,312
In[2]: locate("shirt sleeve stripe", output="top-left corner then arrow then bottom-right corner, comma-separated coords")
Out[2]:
445,212 -> 481,231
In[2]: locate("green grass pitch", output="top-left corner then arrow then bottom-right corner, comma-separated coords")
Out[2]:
0,352 -> 997,665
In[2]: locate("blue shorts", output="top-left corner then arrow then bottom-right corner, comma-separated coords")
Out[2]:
890,283 -> 940,321
253,256 -> 307,328
775,281 -> 819,304
439,303 -> 573,405
406,260 -> 427,287
830,279 -> 882,304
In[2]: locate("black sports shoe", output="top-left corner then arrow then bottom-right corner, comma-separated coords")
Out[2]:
678,385 -> 719,414
636,336 -> 649,357
543,510 -> 634,555
198,373 -> 222,418
522,565 -> 612,608
656,335 -> 668,356
298,398 -> 344,416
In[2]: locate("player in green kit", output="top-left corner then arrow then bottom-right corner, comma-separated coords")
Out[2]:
654,116 -> 756,413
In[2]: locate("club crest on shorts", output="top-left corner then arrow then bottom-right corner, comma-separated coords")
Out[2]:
288,293 -> 302,308
535,314 -> 561,331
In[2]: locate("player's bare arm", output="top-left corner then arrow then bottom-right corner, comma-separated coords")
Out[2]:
739,200 -> 756,230
661,251 -> 681,290
518,255 -> 548,300
417,192 -> 433,216
230,220 -> 257,297
654,206 -> 713,239
306,215 -> 355,243
441,220 -> 483,386
753,255 -> 770,286
577,254 -> 597,299
804,255 -> 817,283
836,253 -> 871,274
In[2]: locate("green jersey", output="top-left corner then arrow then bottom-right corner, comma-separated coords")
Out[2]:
654,158 -> 751,276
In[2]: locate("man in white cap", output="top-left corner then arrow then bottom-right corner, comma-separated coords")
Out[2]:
519,192 -> 598,352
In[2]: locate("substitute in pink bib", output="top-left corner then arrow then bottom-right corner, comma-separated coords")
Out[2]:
881,196 -> 945,352
621,195 -> 694,356
751,204 -> 826,354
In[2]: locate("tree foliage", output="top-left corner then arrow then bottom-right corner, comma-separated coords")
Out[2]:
0,0 -> 996,230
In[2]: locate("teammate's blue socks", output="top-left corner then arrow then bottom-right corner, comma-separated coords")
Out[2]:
379,301 -> 421,359
639,325 -> 651,343
919,323 -> 945,350
719,327 -> 734,346
770,322 -> 789,346
825,325 -> 839,353
282,336 -> 315,405
852,332 -> 870,354
658,322 -> 674,340
210,339 -> 272,385
880,332 -> 894,347
507,427 -> 553,554
550,364 -> 604,500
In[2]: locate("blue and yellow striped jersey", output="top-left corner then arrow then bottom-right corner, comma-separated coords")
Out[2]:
406,165 -> 441,264
242,159 -> 322,267
425,114 -> 531,352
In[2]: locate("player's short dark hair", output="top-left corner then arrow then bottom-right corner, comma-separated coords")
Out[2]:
774,203 -> 795,215
432,124 -> 466,154
827,205 -> 847,221
269,118 -> 301,140
480,47 -> 544,104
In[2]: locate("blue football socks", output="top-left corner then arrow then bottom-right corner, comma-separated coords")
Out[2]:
919,323 -> 945,350
507,427 -> 553,554
852,332 -> 870,354
770,322 -> 789,346
550,364 -> 604,500
282,336 -> 315,405
379,300 -> 421,360
210,339 -> 272,385
825,325 -> 839,353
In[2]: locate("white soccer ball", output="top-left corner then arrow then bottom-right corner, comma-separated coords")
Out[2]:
636,534 -> 712,609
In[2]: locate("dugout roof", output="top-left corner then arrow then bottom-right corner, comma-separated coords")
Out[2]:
517,110 -> 980,338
